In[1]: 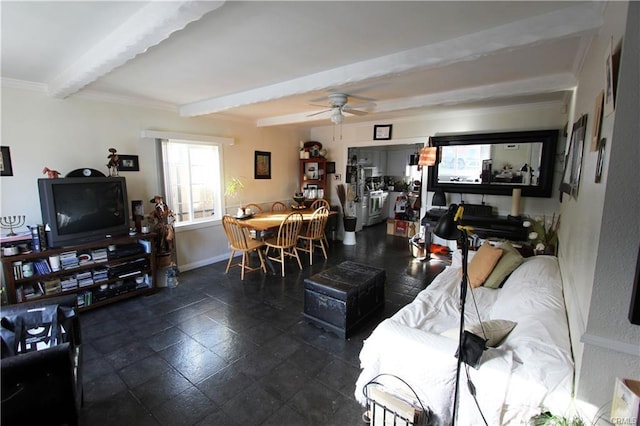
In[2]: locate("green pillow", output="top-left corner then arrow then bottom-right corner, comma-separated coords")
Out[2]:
483,242 -> 524,289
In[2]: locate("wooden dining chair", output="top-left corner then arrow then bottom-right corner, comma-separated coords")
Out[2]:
222,215 -> 267,280
310,199 -> 330,210
264,212 -> 303,276
309,199 -> 330,247
297,206 -> 329,265
242,203 -> 263,214
271,201 -> 287,212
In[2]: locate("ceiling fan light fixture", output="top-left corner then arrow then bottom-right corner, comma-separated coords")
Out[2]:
330,110 -> 343,124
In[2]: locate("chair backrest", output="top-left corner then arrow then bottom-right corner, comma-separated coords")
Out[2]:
242,203 -> 263,213
310,199 -> 330,210
222,215 -> 252,250
275,212 -> 303,248
306,207 -> 329,239
271,201 -> 287,212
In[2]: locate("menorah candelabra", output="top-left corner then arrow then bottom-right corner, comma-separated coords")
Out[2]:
0,215 -> 26,236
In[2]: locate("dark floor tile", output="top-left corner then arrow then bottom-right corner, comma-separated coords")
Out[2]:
149,385 -> 216,426
286,379 -> 350,424
105,340 -> 156,371
286,343 -> 332,377
146,326 -> 191,352
80,389 -> 159,426
168,348 -> 228,385
84,371 -> 128,405
118,353 -> 173,388
209,333 -> 260,363
76,224 -> 444,424
315,357 -> 362,399
220,382 -> 281,426
258,360 -> 307,404
131,368 -> 193,410
196,364 -> 255,406
262,404 -> 308,426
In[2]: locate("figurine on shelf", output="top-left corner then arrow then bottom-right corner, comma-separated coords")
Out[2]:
107,148 -> 119,177
147,195 -> 175,255
42,167 -> 60,179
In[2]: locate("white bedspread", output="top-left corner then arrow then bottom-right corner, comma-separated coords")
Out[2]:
355,255 -> 574,425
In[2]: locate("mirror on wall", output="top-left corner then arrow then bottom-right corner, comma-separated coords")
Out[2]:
427,130 -> 559,197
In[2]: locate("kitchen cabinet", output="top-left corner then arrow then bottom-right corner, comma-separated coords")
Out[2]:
386,150 -> 410,176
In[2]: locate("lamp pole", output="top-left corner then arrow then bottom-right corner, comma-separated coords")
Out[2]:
452,228 -> 469,425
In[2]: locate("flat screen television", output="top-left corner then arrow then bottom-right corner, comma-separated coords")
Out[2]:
38,177 -> 130,248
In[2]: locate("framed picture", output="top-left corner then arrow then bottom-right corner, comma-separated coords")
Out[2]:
559,114 -> 587,200
119,155 -> 140,171
591,90 -> 604,151
326,161 -> 336,174
374,124 -> 392,140
595,138 -> 606,183
604,38 -> 615,117
255,151 -> 271,179
1,146 -> 14,177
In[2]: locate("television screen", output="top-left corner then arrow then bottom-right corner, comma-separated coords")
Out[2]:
38,177 -> 130,248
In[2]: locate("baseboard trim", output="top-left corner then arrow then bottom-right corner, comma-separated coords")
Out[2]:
178,253 -> 230,272
581,333 -> 640,356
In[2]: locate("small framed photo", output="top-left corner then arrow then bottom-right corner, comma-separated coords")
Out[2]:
326,161 -> 336,174
595,138 -> 606,183
374,124 -> 392,140
119,155 -> 140,171
255,151 -> 271,179
1,146 -> 14,177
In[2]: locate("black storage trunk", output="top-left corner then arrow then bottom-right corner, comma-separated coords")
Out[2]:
304,261 -> 385,339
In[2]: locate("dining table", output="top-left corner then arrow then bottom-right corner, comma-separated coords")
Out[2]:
236,208 -> 337,232
234,208 -> 337,275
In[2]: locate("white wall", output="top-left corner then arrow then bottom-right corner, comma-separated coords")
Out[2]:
310,102 -> 567,222
560,1 -> 639,417
0,87 -> 308,271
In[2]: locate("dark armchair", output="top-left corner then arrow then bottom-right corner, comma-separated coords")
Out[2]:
1,294 -> 83,426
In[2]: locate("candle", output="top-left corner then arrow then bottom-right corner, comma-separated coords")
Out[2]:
511,188 -> 521,217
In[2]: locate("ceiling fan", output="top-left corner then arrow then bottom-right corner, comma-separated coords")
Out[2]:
307,93 -> 374,124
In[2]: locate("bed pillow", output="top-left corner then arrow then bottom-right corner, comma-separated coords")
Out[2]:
482,242 -> 524,289
467,320 -> 517,347
467,242 -> 503,288
440,320 -> 517,347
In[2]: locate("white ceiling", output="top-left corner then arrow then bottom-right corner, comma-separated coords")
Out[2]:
1,1 -> 604,128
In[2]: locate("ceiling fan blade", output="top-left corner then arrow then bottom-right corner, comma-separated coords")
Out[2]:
307,109 -> 331,117
342,107 -> 368,116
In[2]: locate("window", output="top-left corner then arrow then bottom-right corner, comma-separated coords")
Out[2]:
161,139 -> 223,226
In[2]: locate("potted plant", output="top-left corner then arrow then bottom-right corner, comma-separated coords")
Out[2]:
225,177 -> 245,216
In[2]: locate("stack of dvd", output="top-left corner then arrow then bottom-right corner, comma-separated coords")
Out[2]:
60,251 -> 79,269
92,267 -> 109,283
76,271 -> 94,288
91,248 -> 108,263
59,276 -> 78,291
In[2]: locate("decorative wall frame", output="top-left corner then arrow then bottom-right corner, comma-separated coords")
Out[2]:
118,155 -> 140,171
373,124 -> 392,140
0,146 -> 13,177
559,114 -> 588,200
254,151 -> 271,179
326,161 -> 336,174
591,90 -> 604,151
595,138 -> 606,183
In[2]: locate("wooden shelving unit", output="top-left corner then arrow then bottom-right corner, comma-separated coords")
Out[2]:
1,234 -> 157,311
300,157 -> 327,199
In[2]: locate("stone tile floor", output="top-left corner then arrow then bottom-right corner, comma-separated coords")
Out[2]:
79,223 -> 448,425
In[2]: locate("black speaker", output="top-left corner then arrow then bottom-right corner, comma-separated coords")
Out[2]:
629,245 -> 640,325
